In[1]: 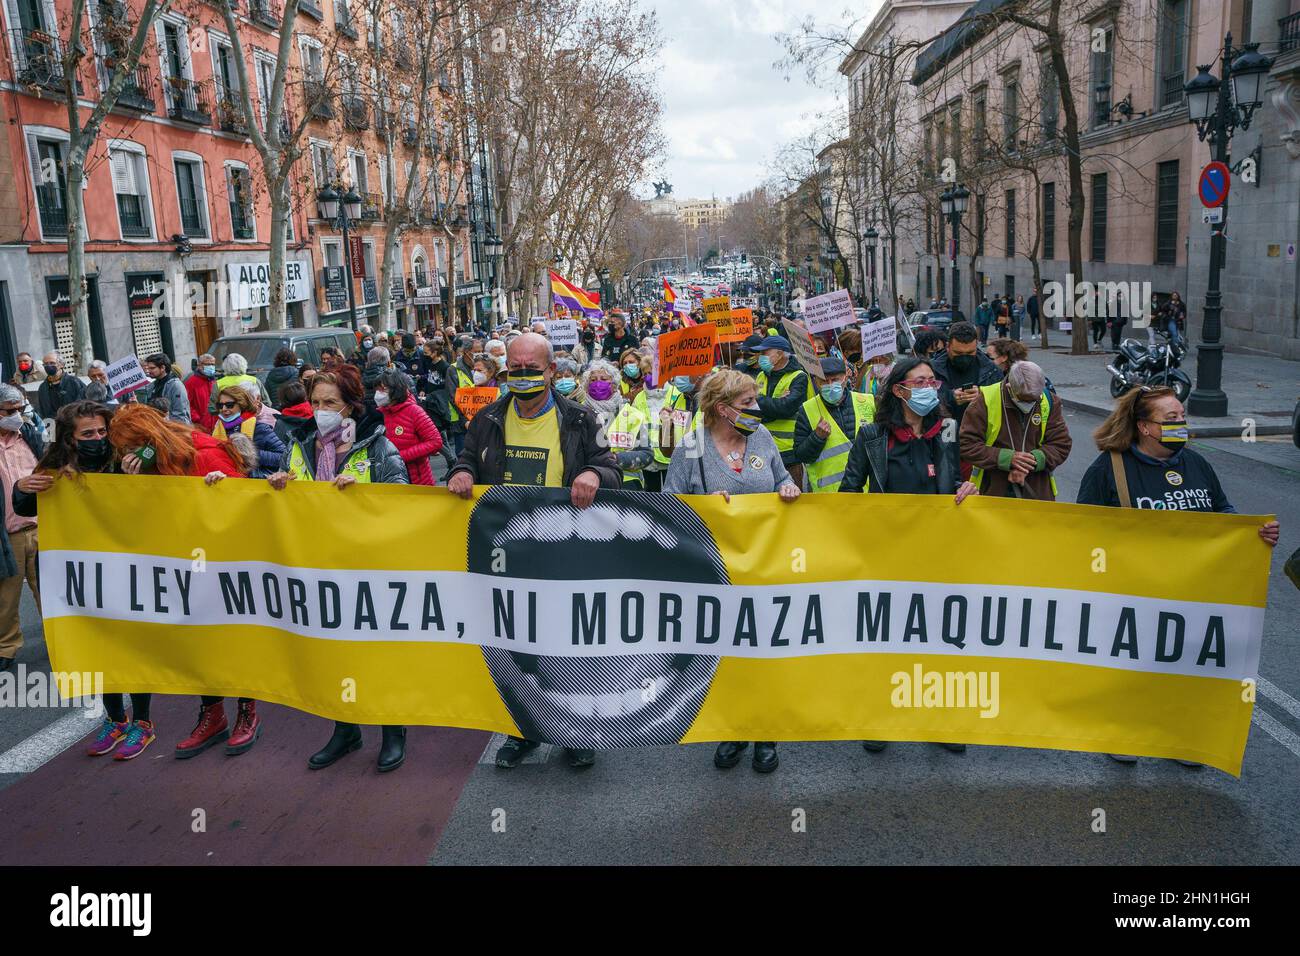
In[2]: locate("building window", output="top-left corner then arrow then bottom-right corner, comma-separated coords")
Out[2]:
1003,74 -> 1019,149
311,142 -> 337,189
1040,57 -> 1058,141
1004,188 -> 1015,258
110,146 -> 153,239
321,238 -> 343,268
973,91 -> 987,158
1090,172 -> 1108,262
1091,25 -> 1114,127
975,193 -> 985,256
1157,0 -> 1187,108
28,135 -> 69,238
226,164 -> 255,240
925,265 -> 932,299
174,157 -> 208,238
1241,0 -> 1253,44
1155,160 -> 1179,265
1042,182 -> 1055,260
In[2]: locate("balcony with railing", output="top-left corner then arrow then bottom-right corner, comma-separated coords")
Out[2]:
230,201 -> 255,240
1282,11 -> 1300,53
166,76 -> 212,125
374,108 -> 394,135
116,194 -> 151,238
335,1 -> 358,39
403,122 -> 420,147
9,28 -> 68,91
360,192 -> 382,221
342,95 -> 369,129
249,0 -> 281,29
305,79 -> 334,120
217,95 -> 249,134
110,62 -> 156,113
36,188 -> 68,237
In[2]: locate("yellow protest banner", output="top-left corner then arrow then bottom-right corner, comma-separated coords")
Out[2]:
40,476 -> 1272,774
721,307 -> 755,343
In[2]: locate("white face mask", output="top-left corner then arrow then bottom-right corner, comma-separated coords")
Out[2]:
472,371 -> 488,386
314,409 -> 344,435
1013,397 -> 1037,414
0,412 -> 23,432
374,390 -> 390,407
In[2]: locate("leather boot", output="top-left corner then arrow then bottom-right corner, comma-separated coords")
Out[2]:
174,701 -> 228,759
225,700 -> 262,756
752,741 -> 779,773
377,725 -> 406,773
713,741 -> 748,769
308,721 -> 362,770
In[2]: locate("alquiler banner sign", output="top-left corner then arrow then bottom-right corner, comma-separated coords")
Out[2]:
40,476 -> 1271,773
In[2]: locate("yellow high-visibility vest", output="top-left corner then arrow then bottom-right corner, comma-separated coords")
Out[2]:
969,382 -> 1057,496
801,392 -> 876,493
605,402 -> 649,486
286,440 -> 375,483
756,365 -> 813,453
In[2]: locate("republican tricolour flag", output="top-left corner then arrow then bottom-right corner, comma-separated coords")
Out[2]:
550,270 -> 603,319
663,277 -> 689,314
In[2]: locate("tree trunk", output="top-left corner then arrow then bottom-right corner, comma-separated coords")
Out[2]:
1047,23 -> 1087,355
66,159 -> 92,371
266,172 -> 288,330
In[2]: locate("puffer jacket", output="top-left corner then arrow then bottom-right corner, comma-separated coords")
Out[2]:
840,420 -> 961,495
278,416 -> 408,484
378,396 -> 443,485
264,365 -> 300,409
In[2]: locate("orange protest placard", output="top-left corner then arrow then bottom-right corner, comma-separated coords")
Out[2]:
657,323 -> 718,379
719,307 -> 754,343
454,386 -> 500,421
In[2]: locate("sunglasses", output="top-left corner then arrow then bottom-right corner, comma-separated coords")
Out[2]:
217,401 -> 239,410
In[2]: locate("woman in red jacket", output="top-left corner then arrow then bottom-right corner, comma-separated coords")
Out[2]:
106,404 -> 261,758
375,368 -> 443,485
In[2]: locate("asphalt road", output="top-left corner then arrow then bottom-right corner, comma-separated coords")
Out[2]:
1,409 -> 1297,865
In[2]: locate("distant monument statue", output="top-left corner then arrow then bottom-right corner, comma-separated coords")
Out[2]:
652,180 -> 673,198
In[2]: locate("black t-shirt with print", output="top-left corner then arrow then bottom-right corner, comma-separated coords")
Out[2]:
1076,446 -> 1234,512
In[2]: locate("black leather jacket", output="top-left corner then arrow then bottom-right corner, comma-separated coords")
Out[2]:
840,420 -> 961,495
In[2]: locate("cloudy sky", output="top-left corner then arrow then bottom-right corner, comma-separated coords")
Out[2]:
648,0 -> 881,202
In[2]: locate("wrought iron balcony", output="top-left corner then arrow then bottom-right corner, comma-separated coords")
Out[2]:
342,95 -> 369,129
249,0 -> 282,29
1281,11 -> 1300,53
10,28 -> 66,91
305,79 -> 334,120
360,192 -> 382,221
37,190 -> 68,236
116,194 -> 151,238
217,95 -> 249,134
300,0 -> 323,18
166,76 -> 212,125
335,1 -> 358,40
403,123 -> 420,147
230,202 -> 255,240
112,62 -> 156,112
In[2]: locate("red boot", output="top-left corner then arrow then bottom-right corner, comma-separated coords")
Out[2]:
225,700 -> 262,756
174,700 -> 228,759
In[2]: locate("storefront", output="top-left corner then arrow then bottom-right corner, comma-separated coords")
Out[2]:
123,271 -> 176,361
46,275 -> 108,366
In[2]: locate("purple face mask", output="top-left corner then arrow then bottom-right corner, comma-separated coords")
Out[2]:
587,379 -> 614,401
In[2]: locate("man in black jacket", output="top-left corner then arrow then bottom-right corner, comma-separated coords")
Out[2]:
447,332 -> 621,769
35,353 -> 85,421
600,311 -> 637,361
928,321 -> 1002,430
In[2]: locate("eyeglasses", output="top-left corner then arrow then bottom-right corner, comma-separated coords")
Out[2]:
902,378 -> 940,389
216,401 -> 239,410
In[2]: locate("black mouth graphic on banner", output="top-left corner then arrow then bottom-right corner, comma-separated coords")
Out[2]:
467,486 -> 729,749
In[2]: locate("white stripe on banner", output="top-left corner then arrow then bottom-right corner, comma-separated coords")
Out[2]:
40,550 -> 1262,680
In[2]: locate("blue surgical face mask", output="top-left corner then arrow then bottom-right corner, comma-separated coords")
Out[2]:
820,382 -> 845,405
200,365 -> 217,378
672,376 -> 694,393
904,385 -> 940,416
554,377 -> 578,395
622,363 -> 641,379
757,355 -> 774,374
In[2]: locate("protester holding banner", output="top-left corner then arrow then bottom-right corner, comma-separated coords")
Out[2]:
751,335 -> 814,485
376,368 -> 443,486
266,365 -> 411,772
792,357 -> 876,494
959,361 -> 1071,500
212,387 -> 285,479
447,332 -> 622,770
663,369 -> 799,773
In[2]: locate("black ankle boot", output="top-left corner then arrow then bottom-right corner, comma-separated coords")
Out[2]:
377,725 -> 406,773
308,721 -> 363,770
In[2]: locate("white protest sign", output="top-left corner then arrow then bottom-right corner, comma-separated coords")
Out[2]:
106,355 -> 149,398
730,295 -> 759,311
802,288 -> 856,335
860,317 -> 896,361
782,318 -> 824,383
545,318 -> 580,348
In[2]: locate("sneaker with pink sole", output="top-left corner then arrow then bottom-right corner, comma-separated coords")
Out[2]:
113,720 -> 157,761
87,718 -> 129,756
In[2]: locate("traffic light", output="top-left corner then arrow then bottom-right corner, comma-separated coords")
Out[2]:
741,253 -> 748,262
774,276 -> 784,287
787,265 -> 796,274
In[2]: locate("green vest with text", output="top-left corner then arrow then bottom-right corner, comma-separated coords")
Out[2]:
970,383 -> 1057,496
801,392 -> 876,493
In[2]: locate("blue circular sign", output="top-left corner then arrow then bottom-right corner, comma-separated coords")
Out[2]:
1199,162 -> 1230,208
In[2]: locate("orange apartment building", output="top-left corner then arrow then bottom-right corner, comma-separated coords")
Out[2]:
0,0 -> 475,373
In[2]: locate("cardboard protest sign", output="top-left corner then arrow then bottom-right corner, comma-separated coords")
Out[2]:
803,288 -> 857,334
545,319 -> 579,349
781,319 -> 824,383
719,308 -> 754,343
861,317 -> 896,361
657,323 -> 718,380
105,355 -> 150,399
454,387 -> 500,421
702,295 -> 731,325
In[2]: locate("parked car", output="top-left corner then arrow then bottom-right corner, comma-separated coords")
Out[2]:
209,328 -> 360,382
897,309 -> 965,353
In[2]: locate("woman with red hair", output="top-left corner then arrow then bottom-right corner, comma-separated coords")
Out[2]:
106,404 -> 263,758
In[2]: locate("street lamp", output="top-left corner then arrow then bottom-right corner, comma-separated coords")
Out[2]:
597,266 -> 611,312
864,226 -> 879,307
484,232 -> 504,326
939,184 -> 968,312
1182,36 -> 1273,416
317,183 -> 363,331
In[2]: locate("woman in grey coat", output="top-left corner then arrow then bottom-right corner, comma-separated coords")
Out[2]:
664,369 -> 800,774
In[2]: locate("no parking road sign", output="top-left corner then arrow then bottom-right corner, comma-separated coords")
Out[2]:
1199,161 -> 1230,208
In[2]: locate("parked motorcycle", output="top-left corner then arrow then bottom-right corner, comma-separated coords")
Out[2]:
1106,334 -> 1191,403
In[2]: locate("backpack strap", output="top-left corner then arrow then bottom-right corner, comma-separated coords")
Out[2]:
1109,451 -> 1132,508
